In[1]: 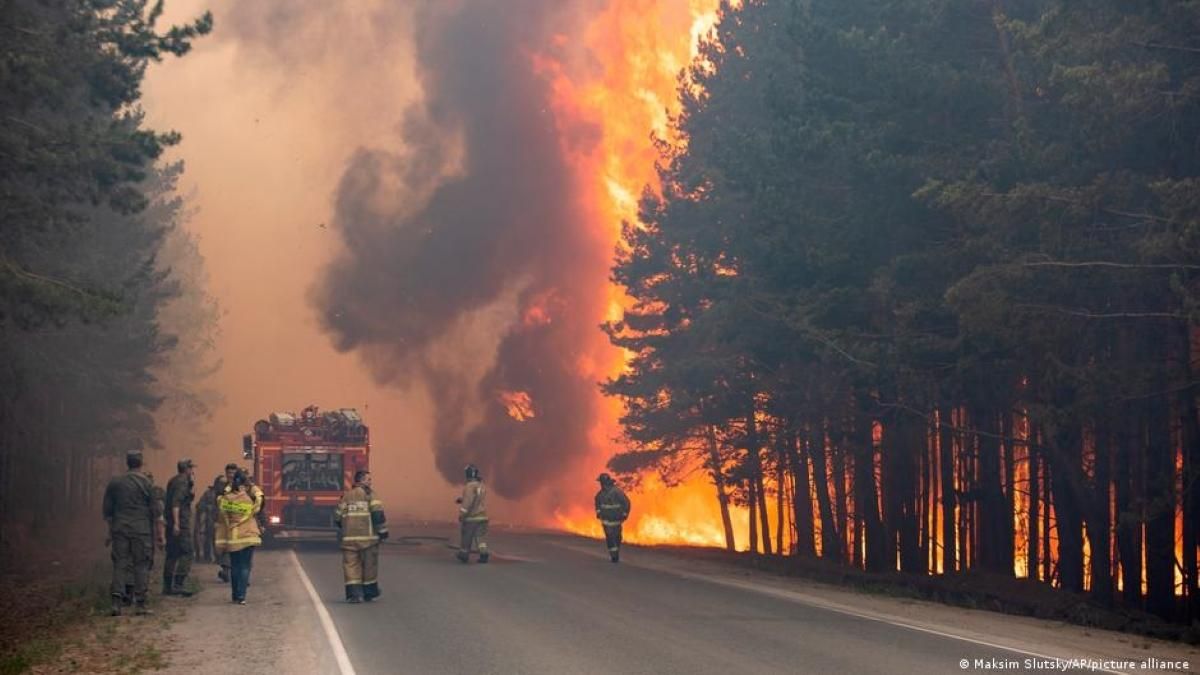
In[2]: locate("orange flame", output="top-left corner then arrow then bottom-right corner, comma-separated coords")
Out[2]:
499,390 -> 536,421
536,0 -> 727,546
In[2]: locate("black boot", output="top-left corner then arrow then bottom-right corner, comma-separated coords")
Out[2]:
456,551 -> 469,564
363,583 -> 379,602
610,550 -> 620,563
217,567 -> 230,583
134,600 -> 153,616
110,595 -> 123,617
173,575 -> 193,597
478,552 -> 489,564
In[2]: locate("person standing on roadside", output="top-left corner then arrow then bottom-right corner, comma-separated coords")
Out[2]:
214,470 -> 262,604
102,451 -> 164,616
193,479 -> 216,564
216,463 -> 237,582
163,458 -> 197,597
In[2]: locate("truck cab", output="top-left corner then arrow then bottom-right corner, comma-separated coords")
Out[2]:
242,405 -> 369,538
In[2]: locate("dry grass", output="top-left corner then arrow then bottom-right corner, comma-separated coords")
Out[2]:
0,541 -> 179,675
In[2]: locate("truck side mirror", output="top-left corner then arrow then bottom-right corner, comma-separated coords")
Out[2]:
242,434 -> 253,460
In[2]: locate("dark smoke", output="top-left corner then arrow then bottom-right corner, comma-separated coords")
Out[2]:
315,1 -> 613,499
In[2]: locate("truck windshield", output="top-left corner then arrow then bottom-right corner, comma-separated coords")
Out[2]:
281,452 -> 344,492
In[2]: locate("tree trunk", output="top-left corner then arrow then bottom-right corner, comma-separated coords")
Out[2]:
809,423 -> 840,561
1049,420 -> 1085,593
748,476 -> 759,555
972,404 -> 1008,575
707,426 -> 737,552
833,437 -> 849,563
855,392 -> 887,572
746,411 -> 773,556
1002,410 -> 1016,576
1144,374 -> 1176,620
1115,409 -> 1141,606
1028,442 -> 1040,580
786,431 -> 815,557
939,405 -> 957,574
775,455 -> 785,556
1090,418 -> 1114,605
1181,325 -> 1200,621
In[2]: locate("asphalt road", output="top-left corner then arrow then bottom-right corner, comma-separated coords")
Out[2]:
288,528 -> 1108,675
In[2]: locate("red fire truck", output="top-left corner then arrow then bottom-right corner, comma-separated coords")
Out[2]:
241,405 -> 370,538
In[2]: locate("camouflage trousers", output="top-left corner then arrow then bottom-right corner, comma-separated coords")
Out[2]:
163,530 -> 194,586
111,532 -> 152,601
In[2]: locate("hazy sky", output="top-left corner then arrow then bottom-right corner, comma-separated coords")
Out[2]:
141,0 -> 461,517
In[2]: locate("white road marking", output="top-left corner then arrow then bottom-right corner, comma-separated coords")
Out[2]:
549,542 -> 1133,675
289,549 -> 357,675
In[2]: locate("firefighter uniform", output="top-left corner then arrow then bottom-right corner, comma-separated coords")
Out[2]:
334,482 -> 388,602
219,476 -> 262,580
215,483 -> 262,603
102,456 -> 163,614
595,474 -> 631,563
457,467 -> 489,563
163,468 -> 195,595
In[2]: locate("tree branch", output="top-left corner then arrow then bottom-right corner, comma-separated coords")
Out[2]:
1132,40 -> 1200,55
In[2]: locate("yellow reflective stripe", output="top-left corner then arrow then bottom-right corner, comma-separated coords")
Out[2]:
215,536 -> 261,545
341,535 -> 378,542
463,516 -> 488,522
220,501 -> 253,516
601,520 -> 624,526
341,512 -> 371,517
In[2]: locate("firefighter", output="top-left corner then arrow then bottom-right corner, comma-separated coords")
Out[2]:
216,463 -> 237,582
214,470 -> 262,604
455,464 -> 489,564
102,451 -> 164,616
162,459 -> 196,597
595,473 -> 631,563
333,470 -> 388,603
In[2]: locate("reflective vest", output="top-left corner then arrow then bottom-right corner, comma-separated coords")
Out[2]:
214,489 -> 262,553
334,485 -> 387,550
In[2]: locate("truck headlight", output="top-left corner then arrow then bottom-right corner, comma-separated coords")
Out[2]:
269,516 -> 281,524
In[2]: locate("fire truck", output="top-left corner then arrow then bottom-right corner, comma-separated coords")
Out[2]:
241,405 -> 369,538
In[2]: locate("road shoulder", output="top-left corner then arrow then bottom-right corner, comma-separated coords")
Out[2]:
156,550 -> 337,675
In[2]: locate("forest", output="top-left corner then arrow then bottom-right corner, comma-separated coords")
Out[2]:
0,0 -> 216,566
605,0 -> 1200,622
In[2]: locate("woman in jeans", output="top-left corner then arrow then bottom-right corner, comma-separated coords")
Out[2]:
215,470 -> 262,604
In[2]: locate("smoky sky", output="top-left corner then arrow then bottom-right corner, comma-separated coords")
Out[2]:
315,0 -> 614,499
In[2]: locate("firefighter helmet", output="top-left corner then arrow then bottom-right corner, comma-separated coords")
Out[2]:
597,473 -> 614,486
465,464 -> 481,481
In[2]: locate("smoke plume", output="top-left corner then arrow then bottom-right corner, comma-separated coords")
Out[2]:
315,1 -> 615,499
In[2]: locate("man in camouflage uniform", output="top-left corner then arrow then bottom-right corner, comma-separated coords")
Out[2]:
102,451 -> 164,616
163,459 -> 196,596
334,470 -> 388,603
193,479 -> 216,563
595,473 -> 631,563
